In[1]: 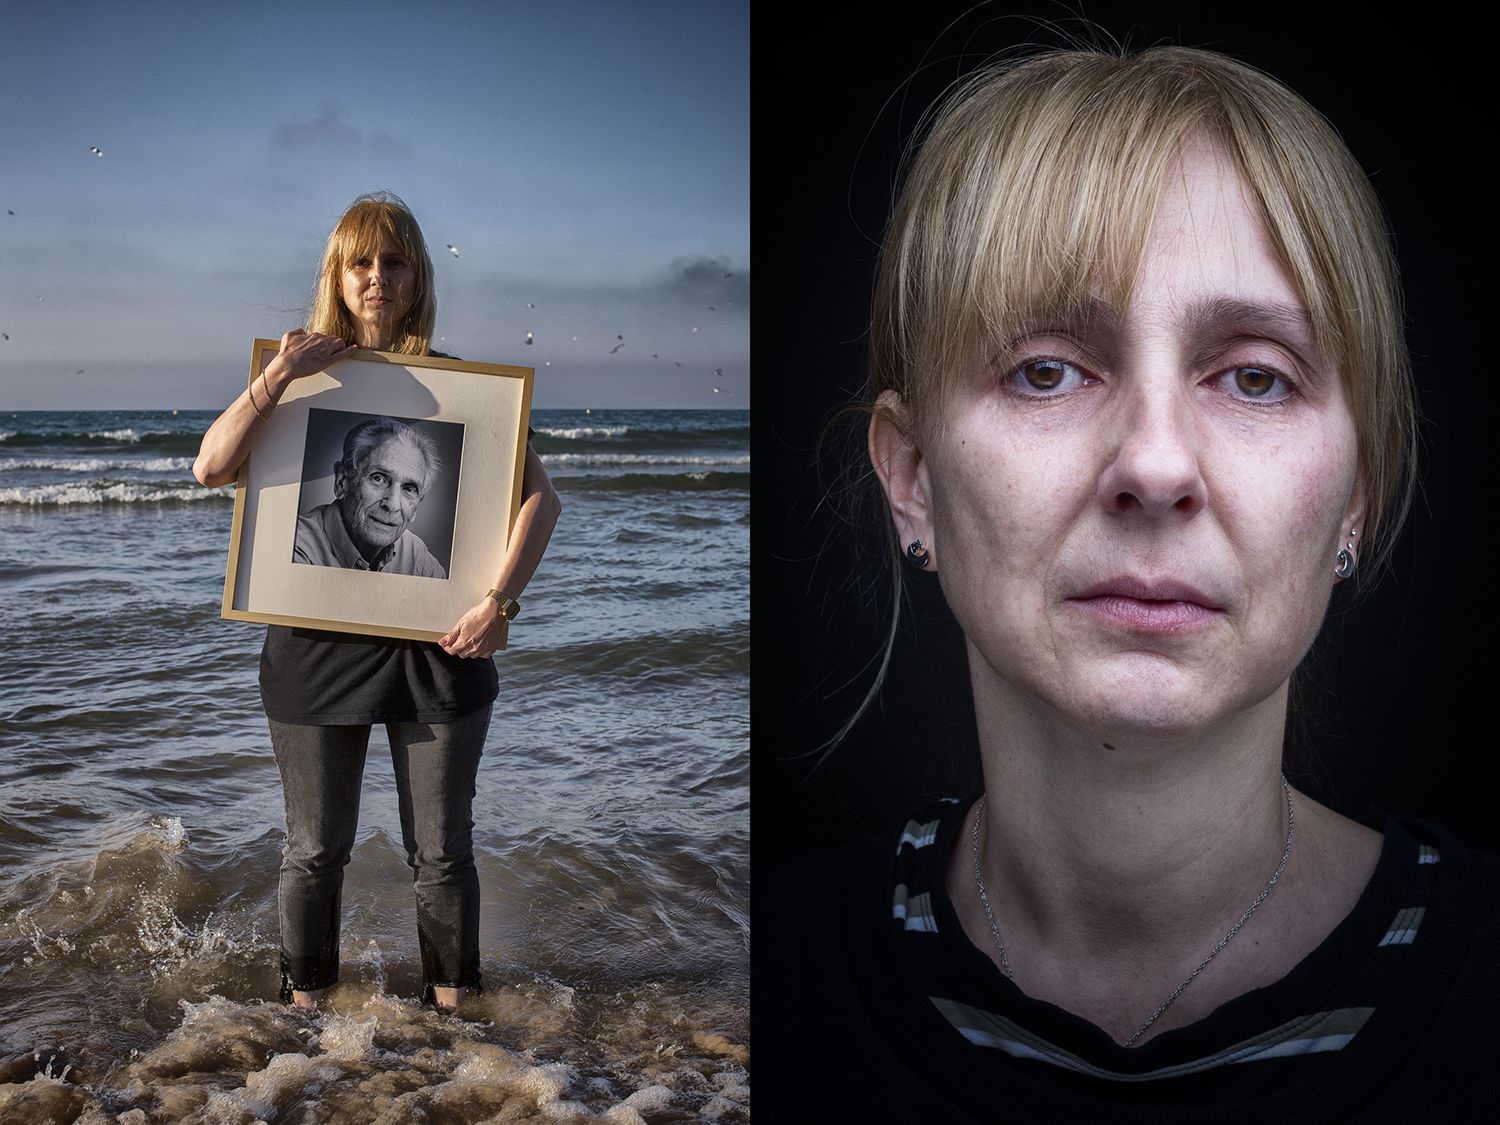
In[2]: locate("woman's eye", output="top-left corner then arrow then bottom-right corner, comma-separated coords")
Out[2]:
1009,359 -> 1086,395
1219,366 -> 1292,402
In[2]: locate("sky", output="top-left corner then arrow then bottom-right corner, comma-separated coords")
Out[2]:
0,0 -> 748,409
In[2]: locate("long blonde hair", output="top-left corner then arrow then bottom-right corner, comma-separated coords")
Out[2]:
307,192 -> 437,355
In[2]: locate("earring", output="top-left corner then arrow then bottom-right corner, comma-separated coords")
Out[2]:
906,539 -> 931,570
1334,528 -> 1357,579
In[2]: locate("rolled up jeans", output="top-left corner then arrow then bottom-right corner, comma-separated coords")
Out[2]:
268,705 -> 491,1000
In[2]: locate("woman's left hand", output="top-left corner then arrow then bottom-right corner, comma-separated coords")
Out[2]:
439,598 -> 508,658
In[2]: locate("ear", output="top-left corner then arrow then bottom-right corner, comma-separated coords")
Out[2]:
1338,477 -> 1374,582
1338,475 -> 1367,578
868,390 -> 938,571
332,461 -> 348,500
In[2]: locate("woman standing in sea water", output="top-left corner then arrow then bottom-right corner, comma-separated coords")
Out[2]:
192,192 -> 561,1012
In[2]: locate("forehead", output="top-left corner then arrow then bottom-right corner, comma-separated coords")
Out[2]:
360,436 -> 428,480
1130,139 -> 1299,314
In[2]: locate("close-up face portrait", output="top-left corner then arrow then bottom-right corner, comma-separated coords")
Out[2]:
756,6 -> 1491,1117
757,0 -> 1490,886
882,133 -> 1365,742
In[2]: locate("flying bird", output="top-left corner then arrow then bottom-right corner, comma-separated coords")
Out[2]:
1,333 -> 8,341
691,326 -> 700,333
526,302 -> 535,308
446,244 -> 459,256
89,146 -> 103,157
609,342 -> 625,355
525,331 -> 534,345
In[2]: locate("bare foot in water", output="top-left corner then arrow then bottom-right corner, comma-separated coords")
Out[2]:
291,988 -> 327,1011
432,986 -> 467,1012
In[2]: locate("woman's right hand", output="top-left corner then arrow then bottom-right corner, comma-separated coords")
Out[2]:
193,330 -> 356,488
263,329 -> 357,395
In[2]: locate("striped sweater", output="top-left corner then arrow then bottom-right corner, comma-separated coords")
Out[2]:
759,797 -> 1499,1122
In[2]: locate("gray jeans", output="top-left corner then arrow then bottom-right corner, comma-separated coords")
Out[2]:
268,705 -> 491,1000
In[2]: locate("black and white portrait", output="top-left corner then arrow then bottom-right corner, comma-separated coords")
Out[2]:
292,409 -> 463,580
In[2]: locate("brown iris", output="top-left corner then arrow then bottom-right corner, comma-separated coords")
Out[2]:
1234,367 -> 1277,397
1020,360 -> 1068,390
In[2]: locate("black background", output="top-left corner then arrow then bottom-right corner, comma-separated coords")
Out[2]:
752,1 -> 1494,876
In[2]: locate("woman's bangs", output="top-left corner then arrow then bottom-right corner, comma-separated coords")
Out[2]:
934,142 -> 1168,405
336,207 -> 417,267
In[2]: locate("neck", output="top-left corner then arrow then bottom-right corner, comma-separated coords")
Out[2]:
353,324 -> 393,349
953,653 -> 1296,1037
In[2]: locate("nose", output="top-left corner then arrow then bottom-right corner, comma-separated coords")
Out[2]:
1096,375 -> 1207,518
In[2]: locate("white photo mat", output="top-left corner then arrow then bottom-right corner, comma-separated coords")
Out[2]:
221,339 -> 533,643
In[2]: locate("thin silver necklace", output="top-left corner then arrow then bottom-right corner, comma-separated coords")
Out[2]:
969,776 -> 1294,1048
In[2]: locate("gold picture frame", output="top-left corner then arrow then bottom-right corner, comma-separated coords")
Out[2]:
221,338 -> 532,644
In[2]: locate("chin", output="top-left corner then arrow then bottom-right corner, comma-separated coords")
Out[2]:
358,528 -> 403,549
1049,654 -> 1268,743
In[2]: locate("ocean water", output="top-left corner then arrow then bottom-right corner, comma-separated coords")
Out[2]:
0,409 -> 749,1122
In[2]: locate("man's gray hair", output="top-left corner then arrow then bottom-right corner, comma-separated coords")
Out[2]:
339,416 -> 441,491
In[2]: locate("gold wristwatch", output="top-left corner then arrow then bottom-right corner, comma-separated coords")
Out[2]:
485,589 -> 521,620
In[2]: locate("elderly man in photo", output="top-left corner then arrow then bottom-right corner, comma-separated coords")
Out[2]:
293,417 -> 447,579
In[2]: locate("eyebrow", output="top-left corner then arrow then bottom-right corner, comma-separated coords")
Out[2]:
1181,298 -> 1317,350
1010,296 -> 1318,354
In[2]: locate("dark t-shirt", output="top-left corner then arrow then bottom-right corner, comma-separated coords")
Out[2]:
259,626 -> 498,724
758,797 -> 1500,1121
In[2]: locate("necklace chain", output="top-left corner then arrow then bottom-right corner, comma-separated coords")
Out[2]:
968,776 -> 1294,1048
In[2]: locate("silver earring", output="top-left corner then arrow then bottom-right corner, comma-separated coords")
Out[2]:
906,539 -> 931,570
1335,528 -> 1357,579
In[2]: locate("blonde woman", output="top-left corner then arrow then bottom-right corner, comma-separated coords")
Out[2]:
195,193 -> 561,1013
765,44 -> 1497,1120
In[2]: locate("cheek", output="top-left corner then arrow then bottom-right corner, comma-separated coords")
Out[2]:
932,426 -> 1081,564
1216,430 -> 1356,631
928,431 -> 1075,629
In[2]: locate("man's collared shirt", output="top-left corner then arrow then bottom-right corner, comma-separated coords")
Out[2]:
292,502 -> 447,579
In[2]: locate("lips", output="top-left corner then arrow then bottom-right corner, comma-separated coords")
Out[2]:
1073,576 -> 1223,608
1068,576 -> 1225,634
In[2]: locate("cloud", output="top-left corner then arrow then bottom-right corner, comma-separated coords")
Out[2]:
658,255 -> 750,308
270,103 -> 411,159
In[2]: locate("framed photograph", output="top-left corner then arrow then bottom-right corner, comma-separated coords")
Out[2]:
221,338 -> 533,643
